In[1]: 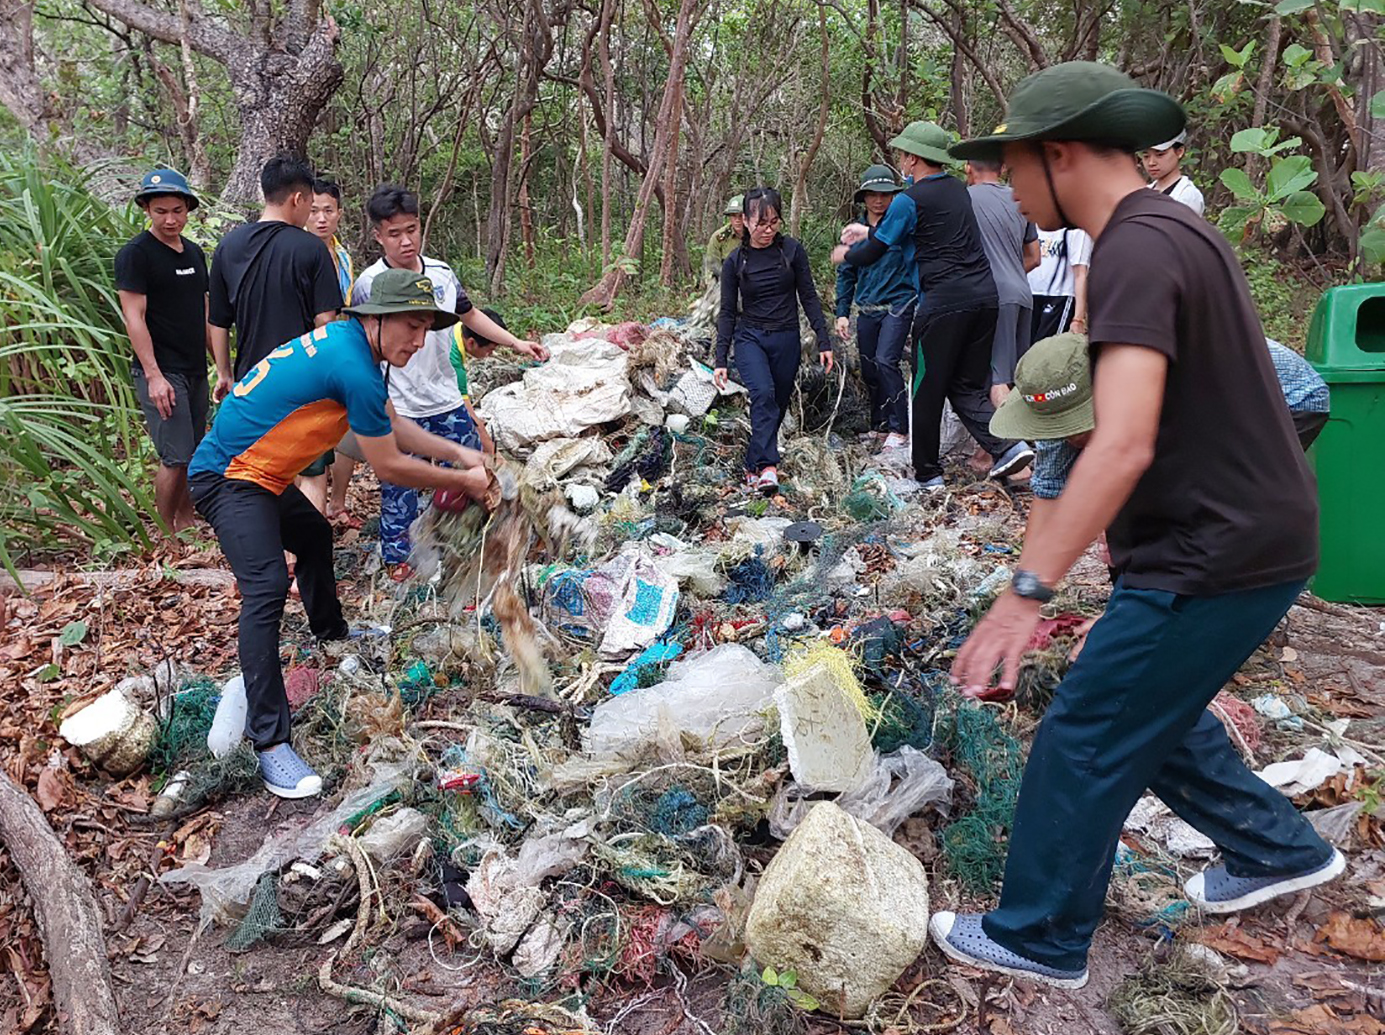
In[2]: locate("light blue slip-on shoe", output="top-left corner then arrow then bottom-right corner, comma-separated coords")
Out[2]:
258,743 -> 324,799
989,441 -> 1035,479
929,911 -> 1089,989
1185,848 -> 1345,914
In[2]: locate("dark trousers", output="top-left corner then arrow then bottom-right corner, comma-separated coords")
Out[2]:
733,326 -> 800,472
1293,409 -> 1328,451
856,301 -> 913,434
983,578 -> 1332,971
189,473 -> 348,750
910,305 -> 1012,481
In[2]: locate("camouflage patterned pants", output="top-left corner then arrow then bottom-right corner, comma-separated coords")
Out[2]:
379,405 -> 481,565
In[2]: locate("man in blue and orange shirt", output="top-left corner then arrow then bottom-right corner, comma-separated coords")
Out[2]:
189,269 -> 496,799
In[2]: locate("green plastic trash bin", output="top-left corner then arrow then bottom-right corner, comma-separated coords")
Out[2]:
1306,283 -> 1385,604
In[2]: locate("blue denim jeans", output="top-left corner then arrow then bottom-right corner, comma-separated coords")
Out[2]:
856,300 -> 913,434
982,578 -> 1331,970
379,405 -> 481,564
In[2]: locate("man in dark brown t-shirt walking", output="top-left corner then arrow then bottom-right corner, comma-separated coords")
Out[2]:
927,62 -> 1341,989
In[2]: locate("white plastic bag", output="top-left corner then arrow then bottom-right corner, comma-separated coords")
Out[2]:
161,760 -> 411,923
206,674 -> 247,759
769,748 -> 954,838
584,644 -> 781,758
597,552 -> 680,657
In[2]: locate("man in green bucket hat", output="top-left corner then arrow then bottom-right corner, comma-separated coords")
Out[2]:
702,194 -> 746,284
832,121 -> 1034,489
188,268 -> 502,801
936,61 -> 1340,989
834,164 -> 916,450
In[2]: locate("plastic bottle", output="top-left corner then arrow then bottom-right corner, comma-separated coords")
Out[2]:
206,674 -> 247,758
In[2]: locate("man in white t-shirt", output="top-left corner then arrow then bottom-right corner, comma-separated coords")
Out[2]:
1028,228 -> 1092,341
1143,130 -> 1205,215
351,185 -> 548,575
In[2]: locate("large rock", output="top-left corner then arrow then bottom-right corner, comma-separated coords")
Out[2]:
745,801 -> 930,1019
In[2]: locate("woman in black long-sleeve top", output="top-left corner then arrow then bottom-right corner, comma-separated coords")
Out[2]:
713,187 -> 834,495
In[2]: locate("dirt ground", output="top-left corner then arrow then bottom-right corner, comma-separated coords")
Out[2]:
4,476 -> 1385,1035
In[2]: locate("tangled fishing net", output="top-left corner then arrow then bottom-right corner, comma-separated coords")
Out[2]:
934,693 -> 1024,892
1108,946 -> 1239,1035
411,470 -> 595,698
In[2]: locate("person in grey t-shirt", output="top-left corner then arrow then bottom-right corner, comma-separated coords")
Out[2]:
966,158 -> 1040,407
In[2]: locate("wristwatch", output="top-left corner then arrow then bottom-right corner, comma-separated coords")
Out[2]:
1011,569 -> 1055,603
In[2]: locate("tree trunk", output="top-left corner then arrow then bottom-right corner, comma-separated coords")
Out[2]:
485,0 -> 552,291
790,1 -> 831,238
656,49 -> 686,285
599,0 -> 617,269
0,772 -> 120,1035
146,48 -> 212,190
1246,16 -> 1282,185
0,0 -> 49,135
519,109 -> 537,269
581,0 -> 700,308
83,0 -> 343,207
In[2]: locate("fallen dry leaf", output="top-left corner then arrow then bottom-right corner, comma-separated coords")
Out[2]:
1270,1004 -> 1385,1034
1314,911 -> 1385,961
34,769 -> 65,812
1200,922 -> 1282,964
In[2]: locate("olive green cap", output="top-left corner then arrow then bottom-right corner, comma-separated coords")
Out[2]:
724,195 -> 745,215
989,332 -> 1096,441
342,268 -> 458,330
952,61 -> 1185,162
888,121 -> 957,167
853,164 -> 905,203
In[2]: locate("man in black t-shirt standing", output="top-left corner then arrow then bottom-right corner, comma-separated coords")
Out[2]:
833,121 -> 1033,489
208,156 -> 343,392
931,63 -> 1340,989
115,169 -> 211,533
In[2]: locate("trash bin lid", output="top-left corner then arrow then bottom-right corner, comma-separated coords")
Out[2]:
1306,284 -> 1385,373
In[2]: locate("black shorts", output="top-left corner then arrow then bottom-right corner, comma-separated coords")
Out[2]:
134,367 -> 209,467
1292,409 -> 1328,451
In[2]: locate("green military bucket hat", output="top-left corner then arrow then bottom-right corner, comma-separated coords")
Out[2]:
888,121 -> 956,166
990,332 -> 1096,441
952,61 -> 1185,162
724,194 -> 745,215
853,164 -> 904,203
342,268 -> 459,331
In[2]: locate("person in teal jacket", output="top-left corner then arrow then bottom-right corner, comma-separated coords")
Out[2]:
834,165 -> 918,451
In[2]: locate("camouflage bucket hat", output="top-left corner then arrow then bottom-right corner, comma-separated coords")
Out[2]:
951,61 -> 1185,163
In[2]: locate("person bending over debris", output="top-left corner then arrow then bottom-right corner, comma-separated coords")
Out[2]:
714,186 -> 834,496
188,269 -> 499,799
998,332 -> 1331,517
833,165 -> 916,454
832,121 -> 1033,490
937,61 -> 1342,990
449,306 -> 508,456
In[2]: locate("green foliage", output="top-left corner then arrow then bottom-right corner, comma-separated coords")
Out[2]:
0,148 -> 156,577
760,967 -> 821,1012
1218,127 -> 1325,243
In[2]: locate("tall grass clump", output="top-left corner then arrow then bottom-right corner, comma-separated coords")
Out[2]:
0,149 -> 156,577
